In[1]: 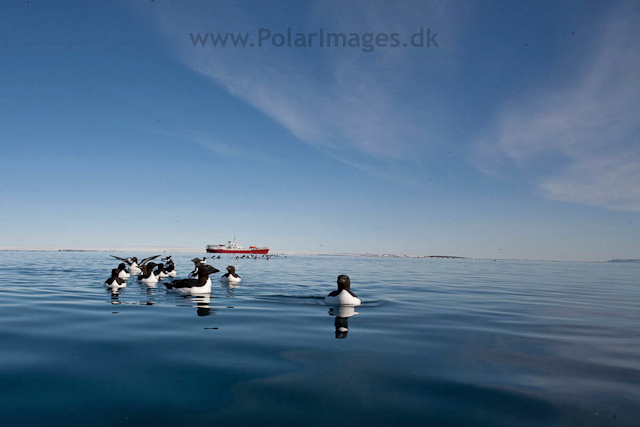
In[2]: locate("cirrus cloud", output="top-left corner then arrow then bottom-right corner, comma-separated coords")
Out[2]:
472,3 -> 640,212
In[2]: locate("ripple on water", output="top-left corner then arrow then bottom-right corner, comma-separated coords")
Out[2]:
0,252 -> 639,426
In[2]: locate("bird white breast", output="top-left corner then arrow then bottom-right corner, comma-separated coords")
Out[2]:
220,275 -> 241,283
140,274 -> 158,284
325,290 -> 361,306
191,278 -> 212,293
167,270 -> 177,277
118,271 -> 130,279
169,278 -> 212,294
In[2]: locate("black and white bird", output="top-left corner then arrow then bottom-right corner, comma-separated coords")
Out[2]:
138,262 -> 159,284
110,255 -> 159,275
188,258 -> 203,278
105,268 -> 127,291
164,259 -> 177,277
165,264 -> 220,294
325,275 -> 361,306
116,263 -> 130,279
155,263 -> 169,279
220,265 -> 241,283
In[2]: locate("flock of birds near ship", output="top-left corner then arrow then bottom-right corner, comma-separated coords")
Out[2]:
104,254 -> 361,306
235,254 -> 278,259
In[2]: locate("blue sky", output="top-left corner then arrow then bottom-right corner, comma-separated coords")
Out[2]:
0,0 -> 638,260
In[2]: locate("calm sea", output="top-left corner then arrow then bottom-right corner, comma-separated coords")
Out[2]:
0,251 -> 639,426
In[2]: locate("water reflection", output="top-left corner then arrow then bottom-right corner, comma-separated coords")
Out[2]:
101,279 -> 216,317
140,282 -> 157,291
328,306 -> 358,339
172,294 -> 217,317
109,289 -> 123,304
221,281 -> 239,296
193,294 -> 216,317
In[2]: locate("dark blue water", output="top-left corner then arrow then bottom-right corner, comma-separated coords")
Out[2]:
1,252 -> 639,426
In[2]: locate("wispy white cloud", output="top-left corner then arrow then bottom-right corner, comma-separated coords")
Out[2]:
134,0 -> 455,176
151,128 -> 276,163
179,129 -> 246,156
472,3 -> 640,211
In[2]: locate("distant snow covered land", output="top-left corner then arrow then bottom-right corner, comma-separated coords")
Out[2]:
316,253 -> 468,259
3,249 -> 638,263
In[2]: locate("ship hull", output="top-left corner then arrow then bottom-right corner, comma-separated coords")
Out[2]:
206,248 -> 270,254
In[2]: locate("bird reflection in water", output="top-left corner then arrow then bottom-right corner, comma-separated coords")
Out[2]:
329,306 -> 358,339
172,294 -> 216,316
110,290 -> 122,305
221,280 -> 239,297
193,294 -> 215,317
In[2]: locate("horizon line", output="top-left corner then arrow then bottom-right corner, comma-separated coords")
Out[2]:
0,246 -> 625,263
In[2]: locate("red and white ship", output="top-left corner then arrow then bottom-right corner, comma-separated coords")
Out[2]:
206,236 -> 270,255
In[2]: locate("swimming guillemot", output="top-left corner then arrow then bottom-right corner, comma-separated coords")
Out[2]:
165,264 -> 220,294
116,263 -> 130,279
220,265 -> 241,283
189,258 -> 202,279
164,259 -> 177,277
155,263 -> 168,279
105,268 -> 127,290
138,262 -> 159,284
325,275 -> 361,306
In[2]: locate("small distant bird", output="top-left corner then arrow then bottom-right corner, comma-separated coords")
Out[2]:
27,1 -> 33,4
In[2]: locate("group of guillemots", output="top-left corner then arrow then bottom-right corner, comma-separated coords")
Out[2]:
105,255 -> 361,306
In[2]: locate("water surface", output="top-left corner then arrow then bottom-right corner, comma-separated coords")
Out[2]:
1,252 -> 639,426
